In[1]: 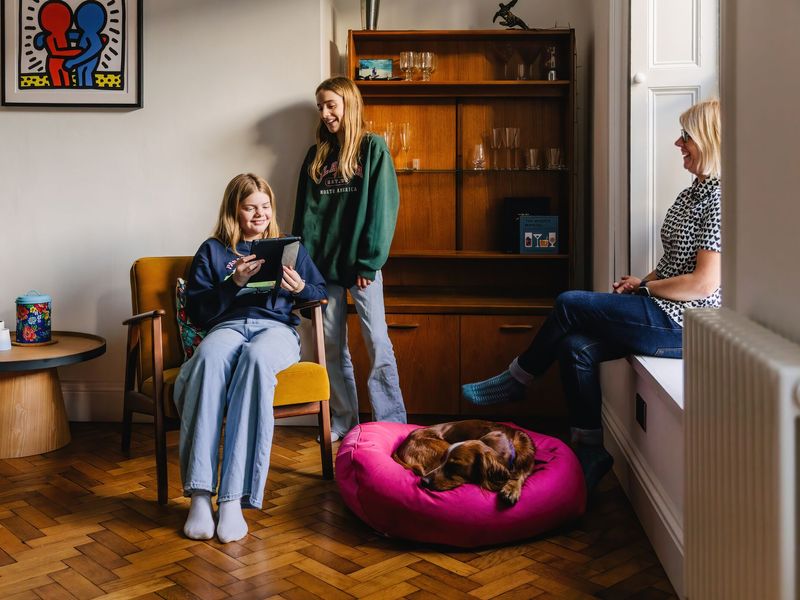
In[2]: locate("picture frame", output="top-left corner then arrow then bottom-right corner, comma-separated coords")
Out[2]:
1,0 -> 142,107
357,58 -> 392,80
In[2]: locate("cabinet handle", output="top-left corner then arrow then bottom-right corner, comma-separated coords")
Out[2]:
499,324 -> 534,331
388,323 -> 420,329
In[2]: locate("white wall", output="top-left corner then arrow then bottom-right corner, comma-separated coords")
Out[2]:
0,0 -> 330,420
721,0 -> 800,344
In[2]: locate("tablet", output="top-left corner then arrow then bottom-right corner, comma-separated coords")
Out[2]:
247,236 -> 301,289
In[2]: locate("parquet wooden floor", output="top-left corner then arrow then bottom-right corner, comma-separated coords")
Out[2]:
0,423 -> 677,599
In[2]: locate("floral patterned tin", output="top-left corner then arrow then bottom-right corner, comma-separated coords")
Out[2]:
16,291 -> 52,344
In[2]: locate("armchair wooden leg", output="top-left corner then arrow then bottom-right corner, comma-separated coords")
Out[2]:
154,413 -> 169,505
319,400 -> 333,479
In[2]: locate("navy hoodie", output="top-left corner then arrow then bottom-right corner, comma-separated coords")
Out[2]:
186,238 -> 327,330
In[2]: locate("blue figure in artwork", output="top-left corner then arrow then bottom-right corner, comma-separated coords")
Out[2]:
63,1 -> 109,88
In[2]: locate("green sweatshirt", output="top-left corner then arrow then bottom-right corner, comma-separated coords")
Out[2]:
293,133 -> 399,287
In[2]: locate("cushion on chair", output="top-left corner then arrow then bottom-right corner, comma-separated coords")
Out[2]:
175,277 -> 206,361
335,421 -> 586,548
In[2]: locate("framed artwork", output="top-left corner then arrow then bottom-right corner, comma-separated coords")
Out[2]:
1,0 -> 142,107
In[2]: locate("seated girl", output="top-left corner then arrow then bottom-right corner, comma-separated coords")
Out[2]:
174,173 -> 327,543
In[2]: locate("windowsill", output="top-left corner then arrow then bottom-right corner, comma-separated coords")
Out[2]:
627,355 -> 684,412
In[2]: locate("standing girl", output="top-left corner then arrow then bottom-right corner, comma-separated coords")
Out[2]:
175,173 -> 326,543
294,76 -> 407,440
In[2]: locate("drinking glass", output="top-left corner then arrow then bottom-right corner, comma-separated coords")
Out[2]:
399,51 -> 415,81
525,148 -> 540,170
491,127 -> 504,169
399,122 -> 411,167
502,127 -> 517,170
547,147 -> 561,170
471,143 -> 487,170
381,123 -> 397,156
418,51 -> 435,81
508,127 -> 520,169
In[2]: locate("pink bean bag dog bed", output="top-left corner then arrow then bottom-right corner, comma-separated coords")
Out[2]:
335,421 -> 586,548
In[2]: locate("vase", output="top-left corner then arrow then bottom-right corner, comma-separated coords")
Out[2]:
361,0 -> 379,30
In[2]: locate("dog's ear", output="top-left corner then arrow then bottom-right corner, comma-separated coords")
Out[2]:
476,449 -> 510,491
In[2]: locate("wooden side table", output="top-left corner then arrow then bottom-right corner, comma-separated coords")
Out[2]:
0,330 -> 106,458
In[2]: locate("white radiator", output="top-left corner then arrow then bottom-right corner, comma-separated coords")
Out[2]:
684,308 -> 800,600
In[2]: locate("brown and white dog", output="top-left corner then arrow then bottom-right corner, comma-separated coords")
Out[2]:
392,420 -> 536,505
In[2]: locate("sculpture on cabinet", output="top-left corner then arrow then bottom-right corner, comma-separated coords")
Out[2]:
492,0 -> 530,30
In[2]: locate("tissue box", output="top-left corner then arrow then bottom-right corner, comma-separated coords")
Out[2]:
519,215 -> 559,254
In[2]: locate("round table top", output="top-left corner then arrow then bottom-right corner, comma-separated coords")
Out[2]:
0,330 -> 106,372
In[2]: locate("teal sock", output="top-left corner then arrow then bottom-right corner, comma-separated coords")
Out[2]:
461,370 -> 525,406
574,444 -> 614,492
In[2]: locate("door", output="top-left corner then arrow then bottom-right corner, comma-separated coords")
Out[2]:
630,0 -> 718,277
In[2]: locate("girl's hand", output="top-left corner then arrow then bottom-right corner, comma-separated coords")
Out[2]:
612,274 -> 641,294
281,265 -> 305,295
232,254 -> 265,287
356,275 -> 372,290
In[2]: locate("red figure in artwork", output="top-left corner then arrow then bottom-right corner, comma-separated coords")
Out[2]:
37,1 -> 82,87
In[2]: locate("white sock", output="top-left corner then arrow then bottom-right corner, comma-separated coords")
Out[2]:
183,491 -> 214,540
216,499 -> 248,543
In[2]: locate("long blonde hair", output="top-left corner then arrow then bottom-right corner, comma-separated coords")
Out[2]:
680,99 -> 721,178
212,173 -> 280,255
309,76 -> 366,183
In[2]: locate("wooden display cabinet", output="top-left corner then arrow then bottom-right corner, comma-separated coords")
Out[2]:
346,29 -> 576,420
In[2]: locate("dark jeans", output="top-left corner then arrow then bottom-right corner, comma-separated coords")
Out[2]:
517,291 -> 682,430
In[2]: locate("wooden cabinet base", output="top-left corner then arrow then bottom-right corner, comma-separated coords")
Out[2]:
0,369 -> 71,458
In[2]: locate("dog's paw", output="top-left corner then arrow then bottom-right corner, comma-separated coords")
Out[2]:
500,481 -> 522,505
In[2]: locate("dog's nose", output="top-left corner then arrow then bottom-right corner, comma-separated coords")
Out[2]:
420,475 -> 432,488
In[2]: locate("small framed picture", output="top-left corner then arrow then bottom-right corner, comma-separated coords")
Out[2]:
357,58 -> 392,80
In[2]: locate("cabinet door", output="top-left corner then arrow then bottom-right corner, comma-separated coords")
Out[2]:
348,313 -> 460,416
460,315 -> 565,417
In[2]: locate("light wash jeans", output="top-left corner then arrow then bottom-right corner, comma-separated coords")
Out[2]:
324,271 -> 406,437
173,318 -> 300,509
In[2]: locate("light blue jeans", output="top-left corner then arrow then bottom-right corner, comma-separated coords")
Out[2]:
324,271 -> 406,437
173,318 -> 300,509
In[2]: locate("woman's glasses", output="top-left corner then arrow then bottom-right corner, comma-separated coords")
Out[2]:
680,128 -> 691,143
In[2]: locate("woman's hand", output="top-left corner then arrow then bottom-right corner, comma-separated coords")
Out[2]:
231,254 -> 265,287
281,265 -> 305,295
612,275 -> 642,294
356,275 -> 372,290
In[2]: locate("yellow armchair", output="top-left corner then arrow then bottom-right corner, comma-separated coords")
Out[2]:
121,256 -> 333,505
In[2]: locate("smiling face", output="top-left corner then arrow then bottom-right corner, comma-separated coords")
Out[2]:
675,130 -> 704,178
237,191 -> 272,241
316,89 -> 346,140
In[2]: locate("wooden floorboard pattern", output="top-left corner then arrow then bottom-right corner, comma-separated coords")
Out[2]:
0,424 -> 677,599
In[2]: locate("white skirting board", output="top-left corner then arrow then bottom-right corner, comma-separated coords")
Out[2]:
600,358 -> 685,598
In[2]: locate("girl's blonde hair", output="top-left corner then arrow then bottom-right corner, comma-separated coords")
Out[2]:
213,173 -> 280,255
309,76 -> 366,183
680,98 -> 721,178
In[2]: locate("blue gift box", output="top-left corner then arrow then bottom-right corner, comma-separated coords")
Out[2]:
519,215 -> 559,254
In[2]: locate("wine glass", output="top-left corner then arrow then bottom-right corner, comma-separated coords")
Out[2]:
399,122 -> 411,168
491,127 -> 503,169
418,51 -> 435,81
381,123 -> 397,156
471,143 -> 486,170
507,127 -> 520,169
399,51 -> 415,81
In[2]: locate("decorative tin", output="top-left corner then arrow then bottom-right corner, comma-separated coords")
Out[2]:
15,290 -> 52,344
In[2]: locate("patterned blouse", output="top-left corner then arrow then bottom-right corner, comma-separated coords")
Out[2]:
652,176 -> 721,326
